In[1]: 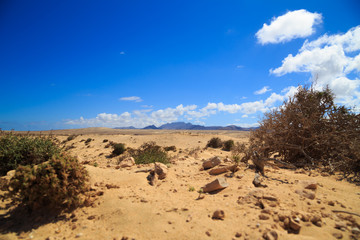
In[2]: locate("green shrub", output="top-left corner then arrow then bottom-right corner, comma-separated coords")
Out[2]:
222,140 -> 235,151
8,153 -> 89,212
111,143 -> 126,156
0,132 -> 62,176
131,141 -> 169,165
84,138 -> 92,144
206,137 -> 223,148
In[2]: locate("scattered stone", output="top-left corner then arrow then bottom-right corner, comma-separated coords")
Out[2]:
75,233 -> 83,238
106,184 -> 120,189
186,215 -> 192,222
87,215 -> 96,220
263,230 -> 278,240
253,173 -> 267,188
295,189 -> 315,200
212,210 -> 225,220
119,157 -> 135,168
328,200 -> 335,206
335,222 -> 347,230
203,156 -> 221,170
289,218 -> 301,231
302,180 -> 318,190
259,214 -> 270,220
352,227 -> 360,234
235,232 -> 242,238
147,170 -> 158,186
202,178 -> 229,193
205,231 -> 211,237
332,232 -> 343,239
155,162 -> 168,180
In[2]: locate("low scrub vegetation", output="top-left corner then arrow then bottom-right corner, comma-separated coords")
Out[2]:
0,131 -> 61,176
8,153 -> 89,212
222,139 -> 235,151
111,143 -> 126,156
250,86 -> 360,182
129,141 -> 169,165
206,137 -> 223,148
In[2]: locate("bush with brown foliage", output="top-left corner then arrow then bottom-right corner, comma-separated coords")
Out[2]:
250,86 -> 360,182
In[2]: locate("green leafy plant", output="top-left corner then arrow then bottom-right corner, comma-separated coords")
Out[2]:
66,135 -> 77,142
0,132 -> 61,176
206,137 -> 223,149
8,153 -> 89,212
130,141 -> 169,165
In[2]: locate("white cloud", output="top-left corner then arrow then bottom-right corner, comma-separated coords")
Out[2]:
256,9 -> 322,45
120,51 -> 125,55
254,86 -> 272,95
271,26 -> 360,107
119,96 -> 143,102
66,88 -> 297,128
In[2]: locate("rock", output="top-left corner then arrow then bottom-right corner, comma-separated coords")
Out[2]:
310,215 -> 322,227
147,170 -> 158,186
202,178 -> 229,193
203,156 -> 221,169
155,162 -> 168,180
205,231 -> 211,237
253,173 -> 267,188
263,230 -> 278,240
186,215 -> 192,222
352,227 -> 360,234
235,232 -> 242,238
209,166 -> 229,175
302,180 -> 318,190
259,214 -> 270,220
295,189 -> 315,200
328,200 -> 335,206
212,210 -> 225,220
289,218 -> 301,231
119,157 -> 135,168
335,222 -> 347,230
332,232 -> 343,239
209,165 -> 238,175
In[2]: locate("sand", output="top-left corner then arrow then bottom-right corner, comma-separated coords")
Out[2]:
0,128 -> 359,240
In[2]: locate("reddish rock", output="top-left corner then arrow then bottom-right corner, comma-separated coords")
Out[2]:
203,156 -> 221,169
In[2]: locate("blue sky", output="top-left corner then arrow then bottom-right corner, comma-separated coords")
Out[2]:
1,0 -> 359,130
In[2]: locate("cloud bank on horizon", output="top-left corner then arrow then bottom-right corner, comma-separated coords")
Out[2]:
65,9 -> 360,129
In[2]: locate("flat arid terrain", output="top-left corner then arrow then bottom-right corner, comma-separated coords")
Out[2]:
1,128 -> 359,240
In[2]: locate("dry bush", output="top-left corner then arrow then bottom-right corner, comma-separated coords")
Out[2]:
7,153 -> 89,212
250,86 -> 360,182
206,137 -> 223,148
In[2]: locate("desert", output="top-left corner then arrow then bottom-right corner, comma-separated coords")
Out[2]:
1,128 -> 359,240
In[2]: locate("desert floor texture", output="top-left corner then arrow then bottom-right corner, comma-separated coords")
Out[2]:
1,128 -> 359,240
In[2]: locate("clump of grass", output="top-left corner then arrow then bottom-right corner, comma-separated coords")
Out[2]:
206,137 -> 223,149
0,131 -> 61,176
130,141 -> 169,165
7,153 -> 89,212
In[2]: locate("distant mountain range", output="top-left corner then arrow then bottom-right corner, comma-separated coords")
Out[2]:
114,122 -> 256,131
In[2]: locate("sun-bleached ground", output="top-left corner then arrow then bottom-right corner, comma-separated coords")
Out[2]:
1,128 -> 359,240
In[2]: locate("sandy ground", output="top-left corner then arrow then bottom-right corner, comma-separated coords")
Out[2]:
0,128 -> 359,240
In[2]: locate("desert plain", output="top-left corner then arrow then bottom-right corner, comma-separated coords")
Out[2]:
0,128 -> 359,240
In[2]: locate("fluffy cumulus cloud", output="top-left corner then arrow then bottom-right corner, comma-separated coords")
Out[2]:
254,86 -> 272,95
119,96 -> 143,102
256,9 -> 322,44
65,87 -> 298,128
271,26 -> 360,107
